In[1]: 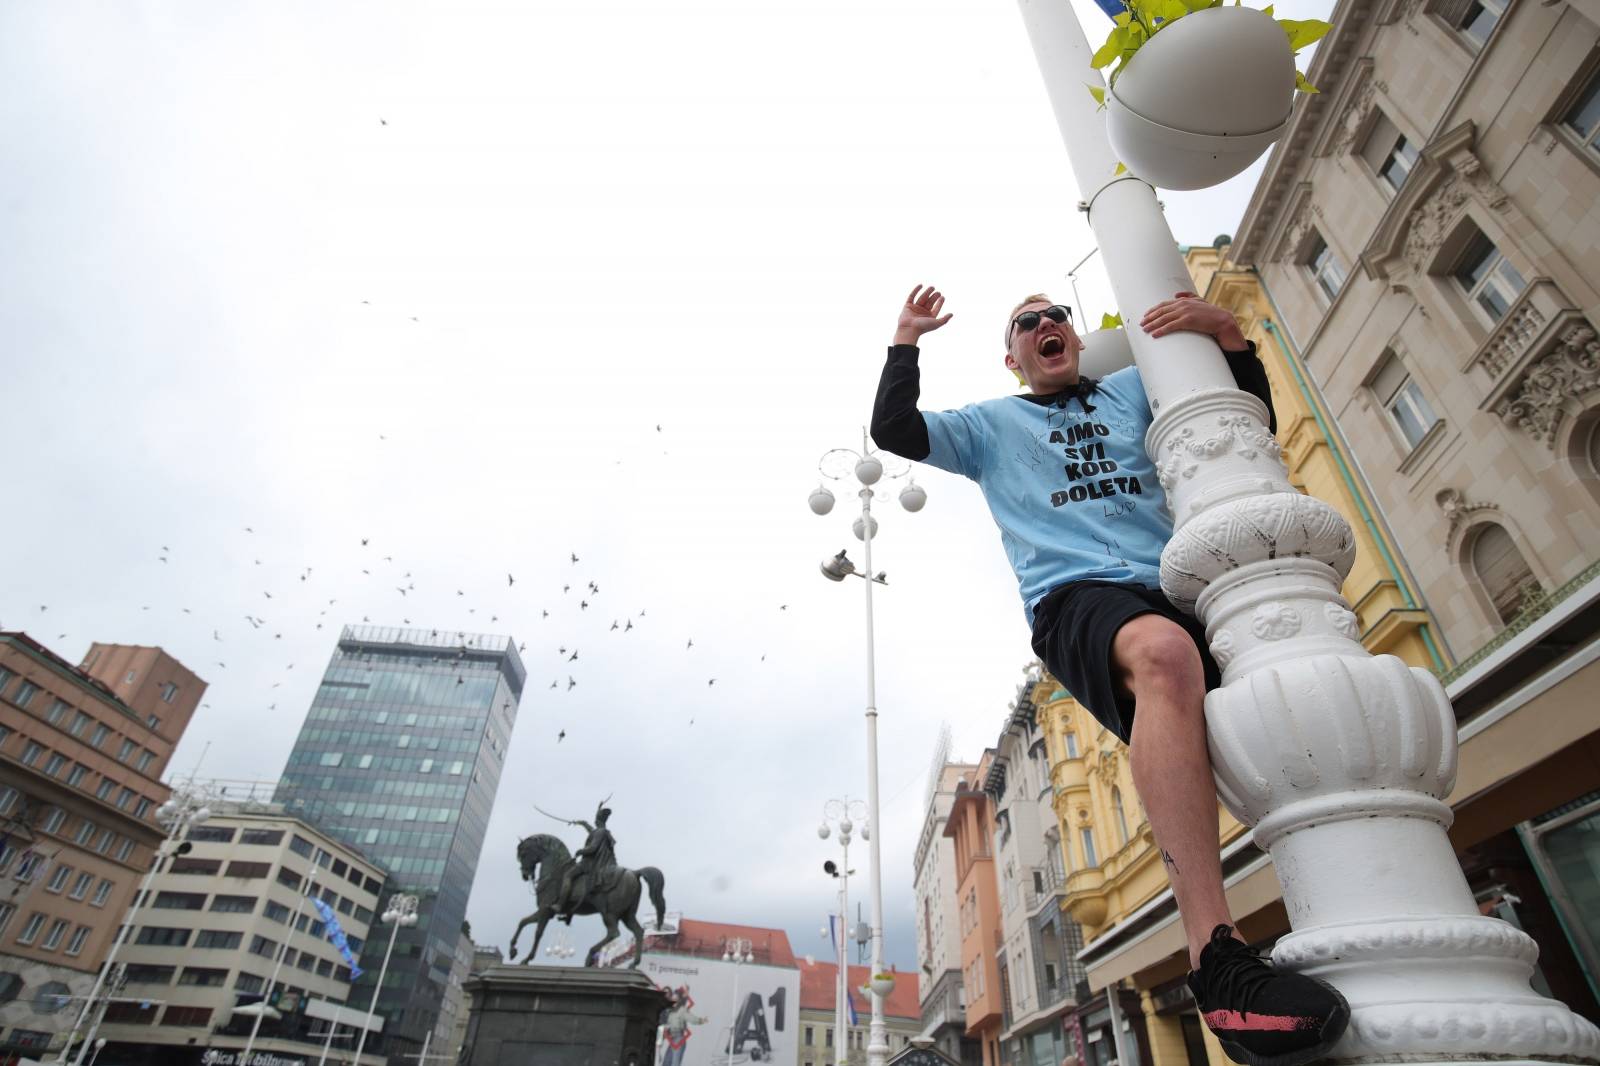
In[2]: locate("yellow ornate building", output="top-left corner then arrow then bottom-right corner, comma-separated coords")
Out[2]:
1033,245 -> 1451,1065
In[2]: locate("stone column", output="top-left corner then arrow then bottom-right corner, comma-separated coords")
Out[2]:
1012,0 -> 1600,1059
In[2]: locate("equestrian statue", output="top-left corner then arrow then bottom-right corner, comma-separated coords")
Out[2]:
507,798 -> 667,968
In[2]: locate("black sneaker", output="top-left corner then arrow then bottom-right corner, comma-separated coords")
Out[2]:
1187,924 -> 1350,1066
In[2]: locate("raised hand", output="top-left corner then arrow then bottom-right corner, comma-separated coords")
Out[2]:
894,284 -> 954,347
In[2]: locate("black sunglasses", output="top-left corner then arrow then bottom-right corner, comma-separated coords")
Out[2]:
1007,304 -> 1073,343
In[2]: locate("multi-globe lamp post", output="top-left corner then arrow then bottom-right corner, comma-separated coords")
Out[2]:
60,781 -> 217,1066
351,892 -> 420,1064
808,433 -> 925,1066
818,797 -> 865,1066
722,936 -> 755,1066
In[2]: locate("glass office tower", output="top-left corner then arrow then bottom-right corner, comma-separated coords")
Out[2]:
275,625 -> 525,1063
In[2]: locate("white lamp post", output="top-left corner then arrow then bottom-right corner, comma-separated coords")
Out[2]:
352,893 -> 420,1066
819,799 -> 864,1066
241,863 -> 319,1060
1008,0 -> 1600,1061
811,433 -> 922,1066
721,936 -> 754,1066
60,782 -> 215,1066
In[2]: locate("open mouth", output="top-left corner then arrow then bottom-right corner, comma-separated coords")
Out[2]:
1039,334 -> 1066,358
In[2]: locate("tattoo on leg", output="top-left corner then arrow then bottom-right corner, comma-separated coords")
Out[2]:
1162,849 -> 1179,875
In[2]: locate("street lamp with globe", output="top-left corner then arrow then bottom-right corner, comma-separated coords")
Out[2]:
352,893 -> 420,1064
808,432 -> 924,1066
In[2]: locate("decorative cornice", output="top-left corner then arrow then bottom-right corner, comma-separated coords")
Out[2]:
1312,57 -> 1384,159
1231,0 -> 1382,263
1359,121 -> 1510,283
1493,323 -> 1600,446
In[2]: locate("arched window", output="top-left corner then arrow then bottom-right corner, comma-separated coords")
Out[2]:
1470,523 -> 1537,625
1111,787 -> 1131,847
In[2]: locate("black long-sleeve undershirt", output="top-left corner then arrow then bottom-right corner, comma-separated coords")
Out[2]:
869,340 -> 1277,463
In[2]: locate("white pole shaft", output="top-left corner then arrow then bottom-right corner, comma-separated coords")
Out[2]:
838,837 -> 849,1066
244,869 -> 317,1058
64,838 -> 171,1066
726,962 -> 740,1065
317,1014 -> 340,1066
418,1028 -> 431,1064
858,486 -> 888,1066
352,916 -> 403,1065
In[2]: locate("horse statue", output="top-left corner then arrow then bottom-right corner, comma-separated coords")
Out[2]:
507,833 -> 667,968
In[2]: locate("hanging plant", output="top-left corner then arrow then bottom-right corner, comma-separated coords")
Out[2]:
1086,1 -> 1329,99
1085,2 -> 1330,190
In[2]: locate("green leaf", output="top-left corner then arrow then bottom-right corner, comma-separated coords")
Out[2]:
1294,69 -> 1320,93
1114,162 -> 1127,175
1087,84 -> 1107,107
1091,27 -> 1129,69
1100,312 -> 1124,329
1261,3 -> 1273,15
1148,0 -> 1190,23
1113,11 -> 1133,25
1279,17 -> 1331,51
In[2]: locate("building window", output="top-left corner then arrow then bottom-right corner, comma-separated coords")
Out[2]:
1565,71 -> 1600,159
194,930 -> 243,950
239,829 -> 285,847
41,919 -> 70,951
134,798 -> 152,818
89,724 -> 109,749
43,753 -> 69,778
69,711 -> 90,738
14,851 -> 47,883
169,857 -> 222,875
1453,231 -> 1526,323
46,865 -> 72,893
116,788 -> 135,810
227,861 -> 271,879
16,911 -> 46,944
289,835 -> 314,859
1304,233 -> 1347,302
40,807 -> 67,834
69,872 -> 93,900
153,892 -> 206,910
159,682 -> 178,704
263,900 -> 291,923
115,838 -> 135,862
235,972 -> 264,994
249,934 -> 279,959
1112,787 -> 1131,847
66,764 -> 88,787
188,825 -> 236,843
146,714 -> 160,730
124,965 -> 175,985
135,750 -> 155,773
19,741 -> 44,767
211,894 -> 257,914
45,699 -> 70,726
5,1030 -> 51,1049
1456,0 -> 1505,48
13,681 -> 39,709
163,1006 -> 213,1027
1369,351 -> 1440,451
91,879 -> 114,906
1079,827 -> 1098,867
134,927 -> 192,947
318,752 -> 344,767
117,739 -> 137,763
96,779 -> 115,801
1469,523 -> 1539,625
64,925 -> 90,957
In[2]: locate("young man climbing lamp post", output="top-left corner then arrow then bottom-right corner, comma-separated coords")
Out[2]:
870,284 -> 1349,1066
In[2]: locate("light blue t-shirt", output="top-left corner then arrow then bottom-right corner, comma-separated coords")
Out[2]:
922,366 -> 1172,625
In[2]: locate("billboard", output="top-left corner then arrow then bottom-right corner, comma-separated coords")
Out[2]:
639,951 -> 800,1066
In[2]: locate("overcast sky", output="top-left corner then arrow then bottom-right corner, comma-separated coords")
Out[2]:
2,0 -> 1328,973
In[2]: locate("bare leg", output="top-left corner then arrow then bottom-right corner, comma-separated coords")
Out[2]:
1113,614 -> 1235,969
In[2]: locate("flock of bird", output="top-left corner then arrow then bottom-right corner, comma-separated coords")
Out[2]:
20,427 -> 804,752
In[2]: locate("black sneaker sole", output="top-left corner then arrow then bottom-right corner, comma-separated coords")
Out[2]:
1214,981 -> 1351,1066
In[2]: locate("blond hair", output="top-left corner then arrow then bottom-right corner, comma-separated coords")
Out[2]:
1005,293 -> 1053,348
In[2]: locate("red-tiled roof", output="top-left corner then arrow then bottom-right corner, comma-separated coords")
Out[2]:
652,918 -> 798,968
797,958 -> 920,1020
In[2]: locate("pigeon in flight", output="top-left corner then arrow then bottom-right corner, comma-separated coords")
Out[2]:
361,538 -> 369,546
580,601 -> 589,611
563,585 -> 570,594
507,573 -> 516,587
558,730 -> 566,742
686,638 -> 694,649
624,620 -> 633,632
707,678 -> 716,686
567,677 -> 577,691
568,650 -> 578,662
559,647 -> 566,655
541,610 -> 549,619
610,621 -> 619,631
571,553 -> 579,564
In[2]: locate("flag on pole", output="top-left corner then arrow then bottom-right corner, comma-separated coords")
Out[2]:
312,897 -> 364,981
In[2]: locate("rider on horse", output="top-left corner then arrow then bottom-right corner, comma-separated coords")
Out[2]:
557,802 -> 619,923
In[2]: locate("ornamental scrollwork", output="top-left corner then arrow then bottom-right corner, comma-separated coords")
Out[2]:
1156,414 -> 1283,493
1493,324 -> 1600,446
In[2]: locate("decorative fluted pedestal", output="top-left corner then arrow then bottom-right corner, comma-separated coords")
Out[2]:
1008,0 -> 1600,1058
458,964 -> 667,1066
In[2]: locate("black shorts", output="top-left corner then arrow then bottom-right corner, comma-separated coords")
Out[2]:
1029,580 -> 1221,746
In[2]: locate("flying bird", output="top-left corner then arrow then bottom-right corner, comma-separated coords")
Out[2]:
570,553 -> 579,564
559,646 -> 566,655
779,605 -> 787,611
686,638 -> 694,649
379,118 -> 388,125
580,601 -> 589,611
550,680 -> 558,689
567,677 -> 577,691
624,620 -> 633,632
610,621 -> 619,631
508,574 -> 515,587
213,631 -> 222,642
558,730 -> 566,742
361,538 -> 369,546
568,651 -> 578,662
263,592 -> 272,599
707,678 -> 716,686
541,610 -> 549,619
562,585 -> 570,594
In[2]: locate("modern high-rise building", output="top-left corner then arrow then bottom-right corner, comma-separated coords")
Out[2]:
274,625 -> 525,1064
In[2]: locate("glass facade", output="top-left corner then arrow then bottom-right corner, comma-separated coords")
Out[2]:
275,625 -> 525,1063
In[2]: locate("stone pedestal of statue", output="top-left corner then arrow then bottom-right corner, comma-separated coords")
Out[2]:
459,964 -> 667,1066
